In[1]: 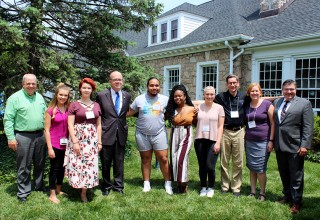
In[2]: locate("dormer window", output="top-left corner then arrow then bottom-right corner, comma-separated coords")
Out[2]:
151,26 -> 157,44
161,23 -> 167,42
171,19 -> 178,39
148,12 -> 208,46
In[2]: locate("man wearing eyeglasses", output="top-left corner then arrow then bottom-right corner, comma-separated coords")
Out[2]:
273,79 -> 314,214
96,71 -> 132,196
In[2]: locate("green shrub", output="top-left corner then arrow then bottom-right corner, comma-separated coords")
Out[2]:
312,115 -> 320,151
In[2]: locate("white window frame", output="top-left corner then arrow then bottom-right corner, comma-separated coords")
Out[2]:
163,65 -> 181,96
294,56 -> 320,112
196,61 -> 219,100
258,60 -> 283,97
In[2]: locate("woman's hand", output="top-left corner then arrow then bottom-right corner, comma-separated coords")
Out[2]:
213,143 -> 220,154
48,148 -> 56,159
267,141 -> 273,152
73,143 -> 81,156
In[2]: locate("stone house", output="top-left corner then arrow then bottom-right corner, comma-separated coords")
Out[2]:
121,0 -> 320,113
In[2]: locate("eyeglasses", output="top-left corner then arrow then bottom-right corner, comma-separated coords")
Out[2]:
110,78 -> 123,82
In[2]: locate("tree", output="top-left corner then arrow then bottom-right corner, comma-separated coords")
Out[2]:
0,0 -> 162,96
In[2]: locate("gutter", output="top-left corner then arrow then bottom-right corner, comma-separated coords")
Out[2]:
132,34 -> 253,58
240,32 -> 320,49
225,41 -> 245,75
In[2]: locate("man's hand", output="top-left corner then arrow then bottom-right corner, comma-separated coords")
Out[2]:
8,139 -> 18,151
297,147 -> 308,157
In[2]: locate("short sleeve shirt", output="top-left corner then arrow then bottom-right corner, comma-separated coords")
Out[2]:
131,93 -> 168,135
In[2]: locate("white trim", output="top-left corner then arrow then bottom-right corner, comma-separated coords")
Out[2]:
196,61 -> 219,100
163,64 -> 181,96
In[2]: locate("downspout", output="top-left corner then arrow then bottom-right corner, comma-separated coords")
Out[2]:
225,40 -> 233,74
225,41 -> 245,75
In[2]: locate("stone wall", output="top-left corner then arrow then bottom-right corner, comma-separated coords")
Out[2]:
143,48 -> 252,99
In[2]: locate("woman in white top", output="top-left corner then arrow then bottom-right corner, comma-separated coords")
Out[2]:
194,86 -> 225,197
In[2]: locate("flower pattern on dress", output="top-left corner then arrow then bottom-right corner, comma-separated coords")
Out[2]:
64,123 -> 99,189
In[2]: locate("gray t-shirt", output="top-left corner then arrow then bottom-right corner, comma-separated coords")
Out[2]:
130,93 -> 168,135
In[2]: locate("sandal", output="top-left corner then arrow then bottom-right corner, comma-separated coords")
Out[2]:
248,192 -> 255,197
258,193 -> 266,201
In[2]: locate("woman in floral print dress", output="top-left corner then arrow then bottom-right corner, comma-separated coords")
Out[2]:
64,78 -> 102,203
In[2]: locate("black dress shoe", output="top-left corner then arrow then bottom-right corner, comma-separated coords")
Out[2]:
102,190 -> 110,196
118,190 -> 125,195
34,186 -> 49,193
18,197 -> 27,203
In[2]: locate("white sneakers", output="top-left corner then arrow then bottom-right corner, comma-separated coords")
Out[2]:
143,180 -> 173,195
200,187 -> 214,198
200,187 -> 207,197
206,188 -> 214,198
164,181 -> 173,195
143,181 -> 151,192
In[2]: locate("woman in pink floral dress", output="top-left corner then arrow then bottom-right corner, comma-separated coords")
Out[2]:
64,78 -> 102,202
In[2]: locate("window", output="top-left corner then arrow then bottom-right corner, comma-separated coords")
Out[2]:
202,65 -> 217,90
259,61 -> 282,96
151,26 -> 157,44
295,57 -> 320,111
161,23 -> 167,42
196,61 -> 219,99
171,19 -> 178,39
164,65 -> 181,96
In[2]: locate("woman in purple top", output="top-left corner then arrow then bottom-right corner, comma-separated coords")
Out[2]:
44,83 -> 71,204
64,78 -> 102,203
245,83 -> 274,201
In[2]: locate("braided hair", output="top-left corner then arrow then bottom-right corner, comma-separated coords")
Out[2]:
166,84 -> 193,126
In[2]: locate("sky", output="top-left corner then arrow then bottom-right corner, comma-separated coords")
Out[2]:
156,0 -> 210,12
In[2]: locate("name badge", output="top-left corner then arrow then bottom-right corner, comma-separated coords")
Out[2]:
60,138 -> 68,145
153,104 -> 161,111
202,125 -> 210,132
248,121 -> 256,128
85,111 -> 95,119
231,111 -> 239,118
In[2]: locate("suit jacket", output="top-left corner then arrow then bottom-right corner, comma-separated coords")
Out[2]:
96,88 -> 132,146
273,96 -> 314,153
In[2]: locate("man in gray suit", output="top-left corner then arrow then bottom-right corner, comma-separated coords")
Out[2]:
273,79 -> 314,214
96,71 -> 131,195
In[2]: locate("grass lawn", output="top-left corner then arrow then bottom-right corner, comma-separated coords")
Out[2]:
1,127 -> 320,220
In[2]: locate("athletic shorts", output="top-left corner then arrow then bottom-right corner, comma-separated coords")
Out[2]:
135,129 -> 168,152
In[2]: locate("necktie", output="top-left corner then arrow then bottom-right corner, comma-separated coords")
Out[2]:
115,92 -> 120,115
280,100 -> 289,122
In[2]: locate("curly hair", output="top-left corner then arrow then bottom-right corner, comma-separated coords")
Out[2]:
166,84 -> 193,126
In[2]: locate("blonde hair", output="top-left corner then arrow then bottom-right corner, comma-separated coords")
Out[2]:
246,83 -> 262,97
48,83 -> 71,118
203,86 -> 216,94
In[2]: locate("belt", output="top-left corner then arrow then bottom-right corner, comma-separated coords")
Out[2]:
223,125 -> 243,131
15,130 -> 43,134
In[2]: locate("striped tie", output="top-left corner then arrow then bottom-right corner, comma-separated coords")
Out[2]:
280,100 -> 289,122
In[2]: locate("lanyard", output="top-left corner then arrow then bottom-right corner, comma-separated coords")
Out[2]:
247,106 -> 257,122
229,96 -> 239,112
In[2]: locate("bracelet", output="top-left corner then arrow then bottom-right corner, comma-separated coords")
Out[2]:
98,143 -> 102,145
269,140 -> 274,142
73,141 -> 79,144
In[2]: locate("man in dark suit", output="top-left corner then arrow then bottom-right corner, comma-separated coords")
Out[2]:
96,71 -> 132,195
273,79 -> 314,214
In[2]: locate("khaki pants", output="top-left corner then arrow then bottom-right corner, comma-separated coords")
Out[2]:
220,128 -> 244,193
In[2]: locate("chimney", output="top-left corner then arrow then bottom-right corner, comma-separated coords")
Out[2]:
260,0 -> 295,18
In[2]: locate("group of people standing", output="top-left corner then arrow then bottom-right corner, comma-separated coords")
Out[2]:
3,73 -> 314,214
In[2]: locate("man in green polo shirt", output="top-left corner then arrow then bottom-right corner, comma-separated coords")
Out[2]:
4,73 -> 47,203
